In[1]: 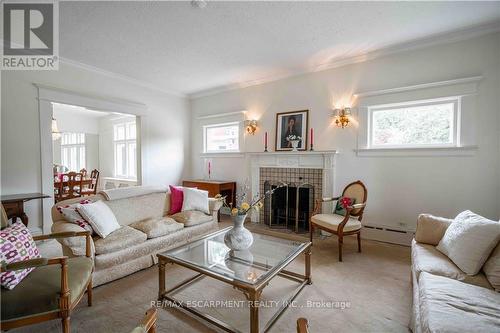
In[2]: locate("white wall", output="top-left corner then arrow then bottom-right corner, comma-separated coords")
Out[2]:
190,32 -> 500,230
1,62 -> 190,233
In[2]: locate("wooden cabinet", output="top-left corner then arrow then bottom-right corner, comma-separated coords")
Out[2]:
182,180 -> 236,221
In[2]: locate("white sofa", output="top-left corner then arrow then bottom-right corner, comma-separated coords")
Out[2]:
51,190 -> 222,286
411,214 -> 500,332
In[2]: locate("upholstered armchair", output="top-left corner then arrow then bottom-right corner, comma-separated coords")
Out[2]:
310,180 -> 367,261
130,307 -> 157,333
1,230 -> 94,333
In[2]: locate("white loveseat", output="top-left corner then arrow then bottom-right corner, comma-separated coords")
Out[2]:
411,214 -> 500,332
51,190 -> 222,286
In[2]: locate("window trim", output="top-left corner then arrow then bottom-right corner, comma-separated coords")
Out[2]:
113,122 -> 137,180
203,121 -> 241,154
60,132 -> 86,172
367,97 -> 460,150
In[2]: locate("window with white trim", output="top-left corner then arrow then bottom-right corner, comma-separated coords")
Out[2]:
203,122 -> 240,153
114,122 -> 136,179
368,98 -> 459,149
61,133 -> 86,171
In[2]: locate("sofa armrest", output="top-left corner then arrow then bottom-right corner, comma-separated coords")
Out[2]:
51,221 -> 95,257
415,214 -> 453,246
208,198 -> 223,214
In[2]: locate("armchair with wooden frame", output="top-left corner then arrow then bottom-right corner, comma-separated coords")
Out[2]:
1,226 -> 94,333
130,307 -> 157,333
309,180 -> 367,261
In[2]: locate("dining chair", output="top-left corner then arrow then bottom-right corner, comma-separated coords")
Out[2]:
81,169 -> 100,196
80,168 -> 88,178
310,180 -> 367,261
66,172 -> 84,199
54,175 -> 64,203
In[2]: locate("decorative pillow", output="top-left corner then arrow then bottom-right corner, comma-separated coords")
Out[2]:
182,188 -> 209,214
56,200 -> 94,234
172,211 -> 212,227
334,197 -> 356,216
436,211 -> 500,275
130,217 -> 183,238
76,200 -> 121,238
0,222 -> 41,290
483,242 -> 500,291
169,185 -> 184,215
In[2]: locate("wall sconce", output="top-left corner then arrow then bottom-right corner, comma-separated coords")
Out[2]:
333,107 -> 352,129
245,120 -> 258,135
52,117 -> 61,140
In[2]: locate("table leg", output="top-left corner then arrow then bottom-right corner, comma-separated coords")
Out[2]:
249,289 -> 261,333
20,212 -> 28,227
158,259 -> 166,300
305,246 -> 312,285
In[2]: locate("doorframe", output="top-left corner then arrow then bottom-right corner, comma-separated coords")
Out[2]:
35,83 -> 147,233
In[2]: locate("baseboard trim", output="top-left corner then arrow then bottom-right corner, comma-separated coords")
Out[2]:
362,225 -> 414,246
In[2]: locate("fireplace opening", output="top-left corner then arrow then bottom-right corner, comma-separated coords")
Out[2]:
263,181 -> 314,233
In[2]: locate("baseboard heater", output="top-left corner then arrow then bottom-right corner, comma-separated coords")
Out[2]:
362,225 -> 414,246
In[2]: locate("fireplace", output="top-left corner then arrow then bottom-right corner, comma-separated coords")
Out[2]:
259,167 -> 322,233
263,181 -> 314,233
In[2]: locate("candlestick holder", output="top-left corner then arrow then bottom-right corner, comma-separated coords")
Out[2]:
264,145 -> 268,152
310,143 -> 314,151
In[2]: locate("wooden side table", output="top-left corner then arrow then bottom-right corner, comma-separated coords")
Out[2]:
1,193 -> 50,227
182,180 -> 236,221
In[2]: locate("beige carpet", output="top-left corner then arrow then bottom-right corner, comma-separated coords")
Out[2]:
14,220 -> 411,333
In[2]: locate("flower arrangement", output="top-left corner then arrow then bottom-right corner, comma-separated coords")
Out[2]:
218,181 -> 285,217
286,134 -> 302,141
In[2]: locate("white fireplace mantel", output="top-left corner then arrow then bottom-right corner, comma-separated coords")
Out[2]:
249,150 -> 337,222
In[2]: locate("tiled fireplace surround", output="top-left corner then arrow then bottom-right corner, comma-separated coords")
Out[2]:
249,152 -> 337,223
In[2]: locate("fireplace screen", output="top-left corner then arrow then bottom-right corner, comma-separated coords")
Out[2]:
263,181 -> 314,233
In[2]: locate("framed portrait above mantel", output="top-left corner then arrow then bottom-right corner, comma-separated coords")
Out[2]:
275,110 -> 309,151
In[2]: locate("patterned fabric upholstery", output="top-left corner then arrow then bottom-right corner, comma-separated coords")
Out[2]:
105,193 -> 169,226
130,217 -> 183,239
94,226 -> 147,255
171,211 -> 213,227
0,223 -> 41,289
56,199 -> 94,234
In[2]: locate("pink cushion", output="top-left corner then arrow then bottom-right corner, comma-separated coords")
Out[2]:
0,222 -> 41,290
169,185 -> 184,215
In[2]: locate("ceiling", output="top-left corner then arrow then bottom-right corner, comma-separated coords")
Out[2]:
59,1 -> 500,97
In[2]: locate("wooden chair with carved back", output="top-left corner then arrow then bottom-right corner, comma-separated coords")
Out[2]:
81,169 -> 100,196
66,172 -> 84,199
310,180 -> 367,261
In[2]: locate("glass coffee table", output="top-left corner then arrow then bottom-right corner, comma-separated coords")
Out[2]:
157,227 -> 312,333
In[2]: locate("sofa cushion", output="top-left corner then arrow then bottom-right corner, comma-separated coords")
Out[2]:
418,272 -> 500,333
1,256 -> 92,321
483,242 -> 500,291
412,240 -> 492,289
182,188 -> 209,214
415,214 -> 452,246
311,214 -> 362,232
171,211 -> 212,227
436,210 -> 500,275
130,217 -> 183,239
56,199 -> 94,234
94,226 -> 147,255
105,192 -> 169,226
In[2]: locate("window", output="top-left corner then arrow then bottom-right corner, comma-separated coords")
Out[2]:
114,122 -> 136,179
203,122 -> 240,153
61,133 -> 86,171
368,98 -> 459,149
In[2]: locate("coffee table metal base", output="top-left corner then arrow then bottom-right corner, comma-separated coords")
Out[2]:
157,245 -> 311,333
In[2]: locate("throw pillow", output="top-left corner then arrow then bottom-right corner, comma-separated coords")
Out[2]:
172,211 -> 212,227
0,222 -> 41,290
483,242 -> 500,291
436,210 -> 500,275
169,185 -> 184,215
182,188 -> 209,214
77,200 -> 121,238
334,197 -> 356,216
56,199 -> 94,234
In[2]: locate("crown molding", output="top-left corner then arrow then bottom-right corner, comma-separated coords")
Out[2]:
59,57 -> 187,98
188,20 -> 500,100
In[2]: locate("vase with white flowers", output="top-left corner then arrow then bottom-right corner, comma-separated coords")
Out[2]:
286,134 -> 302,151
219,182 -> 285,250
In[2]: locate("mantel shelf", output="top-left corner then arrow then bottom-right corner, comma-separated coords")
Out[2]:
246,150 -> 337,156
